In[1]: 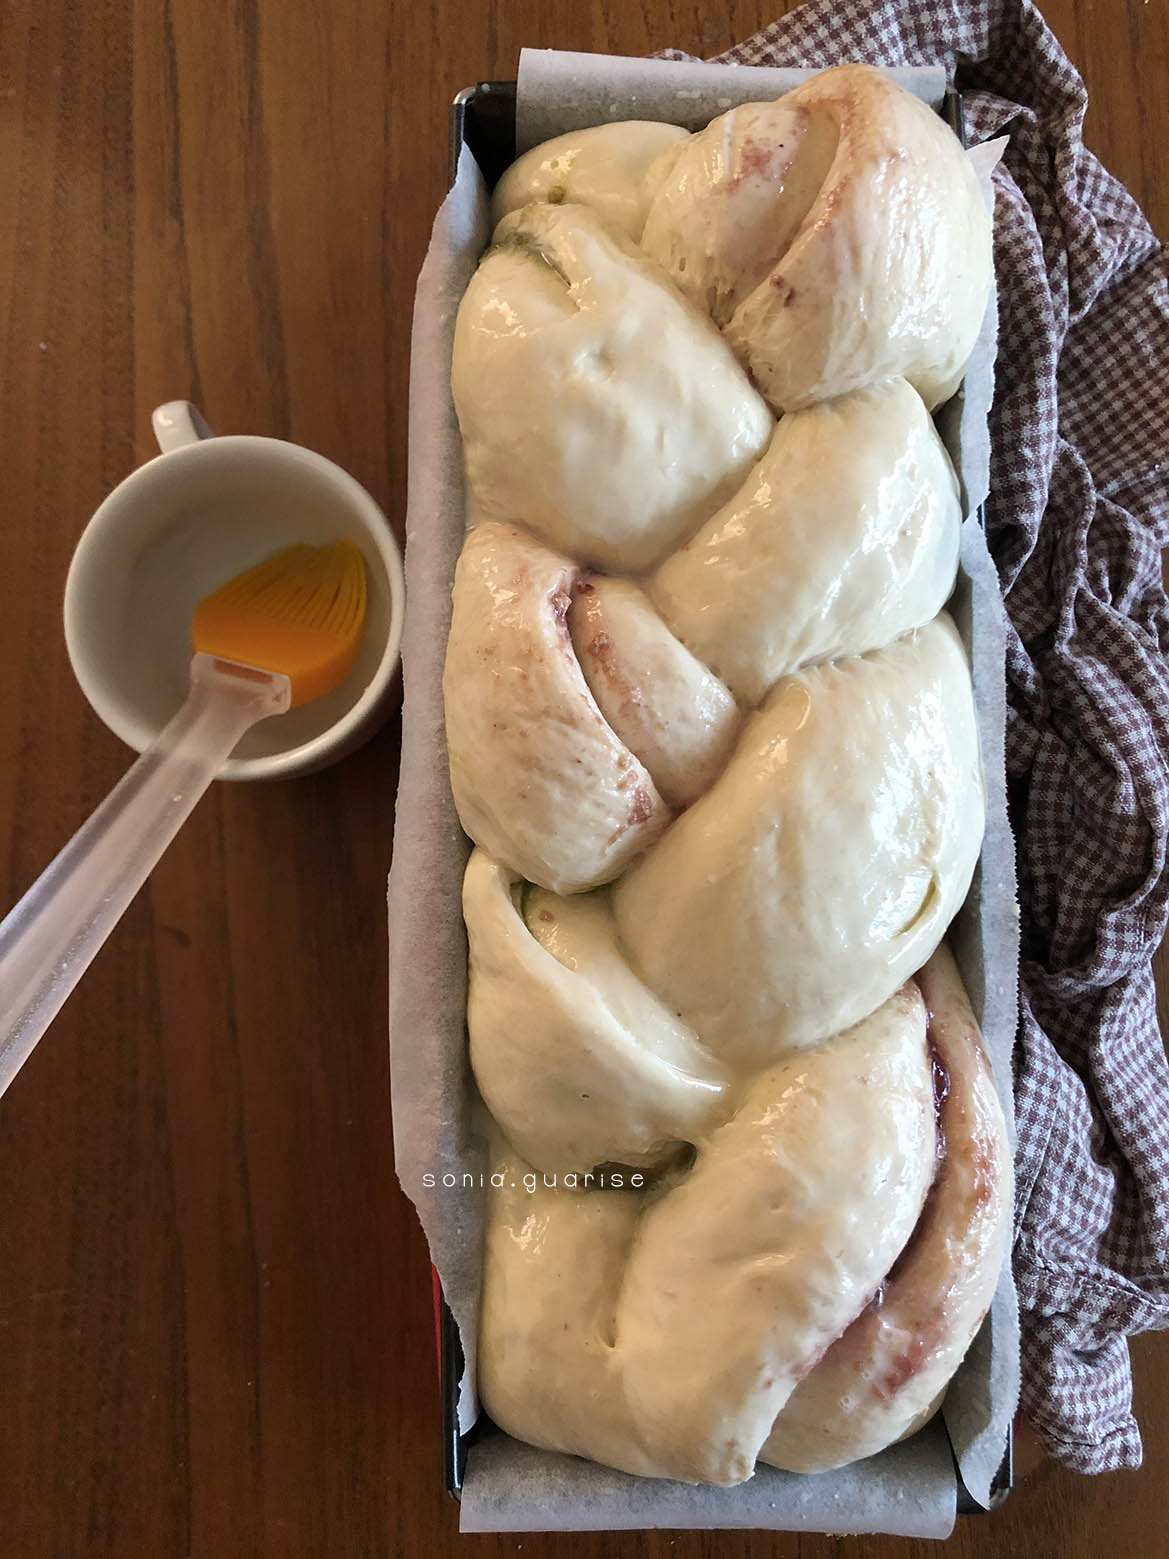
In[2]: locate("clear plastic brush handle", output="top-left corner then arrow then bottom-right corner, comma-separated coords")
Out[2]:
0,654 -> 289,1100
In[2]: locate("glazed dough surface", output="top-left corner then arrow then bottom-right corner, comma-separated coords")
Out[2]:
492,121 -> 689,241
464,848 -> 729,1174
649,376 -> 962,705
641,65 -> 993,412
480,986 -> 936,1485
451,202 -> 774,572
443,521 -> 671,894
613,614 -> 985,1067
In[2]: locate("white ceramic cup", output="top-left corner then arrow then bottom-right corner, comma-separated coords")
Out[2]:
64,402 -> 405,780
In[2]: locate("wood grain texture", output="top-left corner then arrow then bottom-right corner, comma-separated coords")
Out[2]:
0,1 -> 1165,1554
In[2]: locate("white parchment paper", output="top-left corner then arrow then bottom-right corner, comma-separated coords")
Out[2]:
389,144 -> 488,1434
515,49 -> 947,148
460,1420 -> 959,1537
390,49 -> 1020,1538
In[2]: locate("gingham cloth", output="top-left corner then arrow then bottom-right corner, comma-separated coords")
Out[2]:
664,0 -> 1169,1474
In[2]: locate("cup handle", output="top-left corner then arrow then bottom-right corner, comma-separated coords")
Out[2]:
152,401 -> 214,454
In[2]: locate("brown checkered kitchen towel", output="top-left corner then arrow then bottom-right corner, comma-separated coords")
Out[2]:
666,0 -> 1169,1475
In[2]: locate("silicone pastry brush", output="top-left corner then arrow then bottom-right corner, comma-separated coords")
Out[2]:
0,539 -> 368,1098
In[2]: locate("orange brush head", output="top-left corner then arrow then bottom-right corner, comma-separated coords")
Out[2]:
191,540 -> 368,708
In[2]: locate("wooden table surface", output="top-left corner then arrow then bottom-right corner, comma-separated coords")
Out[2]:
2,2 -> 1166,1554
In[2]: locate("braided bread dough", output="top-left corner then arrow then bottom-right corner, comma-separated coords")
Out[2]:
758,944 -> 1011,1473
464,848 -> 729,1173
641,65 -> 993,412
613,613 -> 984,1067
444,63 -> 1008,1487
443,521 -> 671,893
451,203 -> 773,571
480,984 -> 936,1485
648,374 -> 962,704
492,120 -> 688,241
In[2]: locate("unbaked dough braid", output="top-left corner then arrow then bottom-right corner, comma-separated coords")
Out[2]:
444,62 -> 1009,1485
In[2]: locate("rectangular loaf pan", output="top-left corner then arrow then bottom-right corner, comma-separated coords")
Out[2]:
398,60 -> 1018,1533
